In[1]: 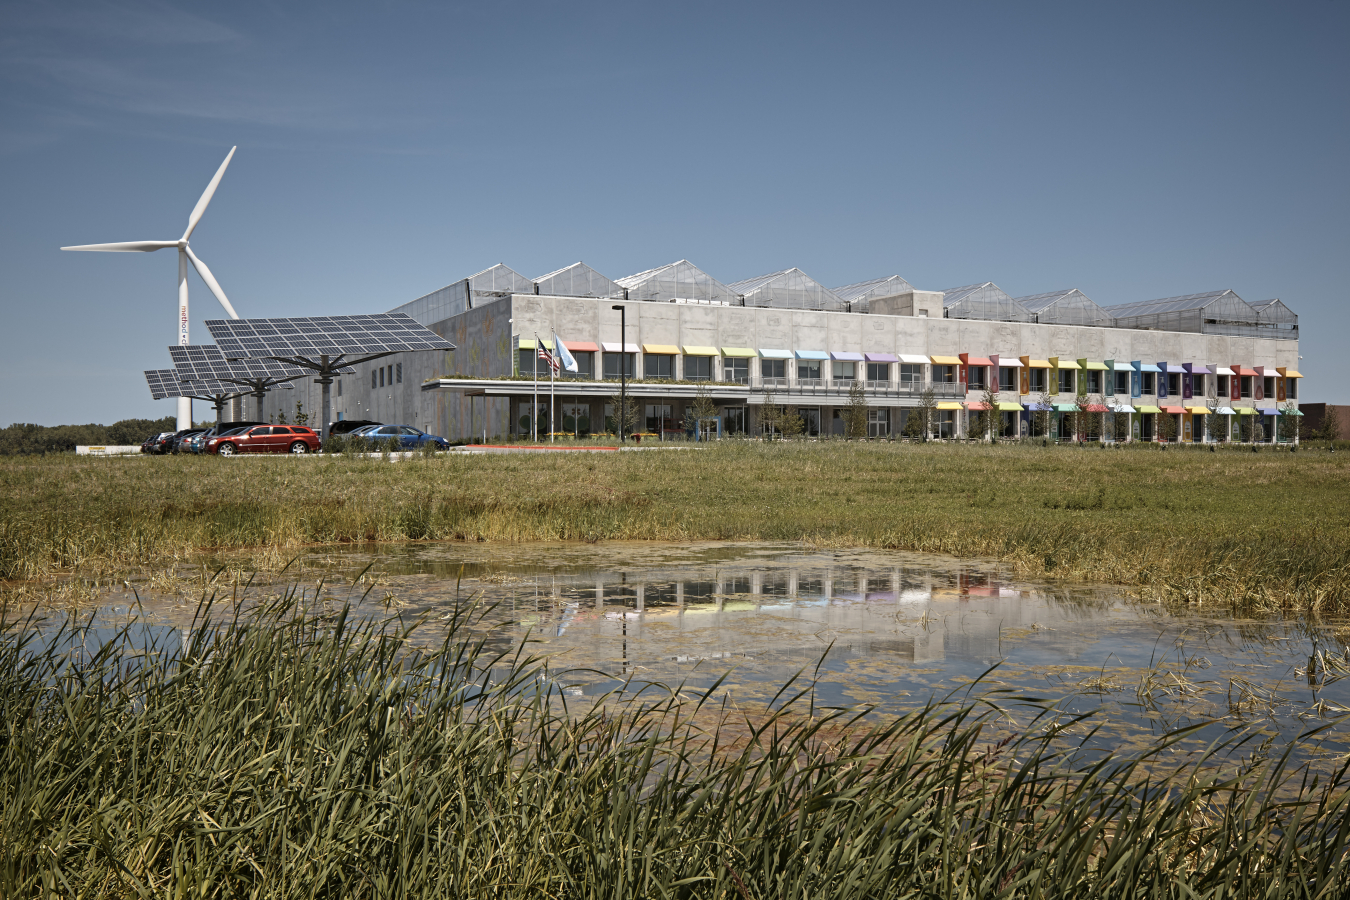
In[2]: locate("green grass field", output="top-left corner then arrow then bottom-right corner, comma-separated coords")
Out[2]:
3,441 -> 1349,610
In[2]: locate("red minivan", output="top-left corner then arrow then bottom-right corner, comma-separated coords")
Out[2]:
207,425 -> 322,456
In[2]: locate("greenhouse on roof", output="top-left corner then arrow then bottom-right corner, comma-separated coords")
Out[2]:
1104,290 -> 1273,338
1015,289 -> 1112,327
832,275 -> 916,313
616,260 -> 742,305
1251,298 -> 1299,339
937,283 -> 1034,323
392,263 -> 536,325
728,268 -> 846,312
533,262 -> 624,299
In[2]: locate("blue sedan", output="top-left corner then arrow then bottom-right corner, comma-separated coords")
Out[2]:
353,425 -> 450,451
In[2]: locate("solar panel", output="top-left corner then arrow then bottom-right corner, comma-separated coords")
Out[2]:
169,345 -> 351,383
205,313 -> 455,360
145,369 -> 291,401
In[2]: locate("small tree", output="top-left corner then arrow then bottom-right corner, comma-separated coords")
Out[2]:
606,393 -> 639,438
759,392 -> 782,440
844,381 -> 868,439
686,384 -> 719,440
1315,407 -> 1341,442
1032,393 -> 1053,440
1111,408 -> 1131,443
1155,410 -> 1178,443
1206,397 -> 1226,444
915,388 -> 938,442
779,405 -> 805,439
1278,401 -> 1301,443
293,401 -> 309,427
980,385 -> 998,441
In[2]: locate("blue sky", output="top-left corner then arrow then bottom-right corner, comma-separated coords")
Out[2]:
1,0 -> 1346,425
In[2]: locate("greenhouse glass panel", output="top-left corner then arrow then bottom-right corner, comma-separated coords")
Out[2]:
533,262 -> 625,299
936,283 -> 1034,323
615,260 -> 742,305
1251,298 -> 1299,339
728,268 -> 847,312
831,274 -> 915,313
1015,289 -> 1112,327
1104,290 -> 1273,338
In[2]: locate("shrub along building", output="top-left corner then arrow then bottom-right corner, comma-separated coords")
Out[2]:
258,260 -> 1303,444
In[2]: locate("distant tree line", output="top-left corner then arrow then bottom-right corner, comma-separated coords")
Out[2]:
0,417 -> 177,456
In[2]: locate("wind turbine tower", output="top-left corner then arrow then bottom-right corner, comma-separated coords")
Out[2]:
63,147 -> 243,430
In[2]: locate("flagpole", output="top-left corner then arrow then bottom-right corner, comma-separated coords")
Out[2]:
533,332 -> 539,443
550,340 -> 556,444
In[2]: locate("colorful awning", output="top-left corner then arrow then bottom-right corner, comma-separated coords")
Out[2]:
1135,362 -> 1163,373
1186,406 -> 1209,414
681,345 -> 718,356
831,351 -> 864,361
1161,405 -> 1187,414
1236,367 -> 1258,376
1162,363 -> 1187,373
1257,408 -> 1280,416
721,347 -> 757,358
642,343 -> 679,355
999,358 -> 1023,367
997,401 -> 1024,411
1188,364 -> 1213,374
517,338 -> 553,350
759,349 -> 793,359
1109,403 -> 1136,413
1052,359 -> 1081,370
1213,366 -> 1235,376
564,340 -> 600,352
600,342 -> 639,353
794,350 -> 829,360
865,352 -> 898,363
1080,361 -> 1109,371
1280,368 -> 1303,378
1135,405 -> 1163,413
1086,404 -> 1109,412
1054,403 -> 1080,412
930,355 -> 962,365
898,354 -> 930,364
936,401 -> 964,410
1234,407 -> 1256,415
967,401 -> 992,411
1027,359 -> 1052,368
1287,409 -> 1304,416
1025,402 -> 1053,411
1216,407 -> 1236,415
1113,362 -> 1134,371
965,356 -> 994,366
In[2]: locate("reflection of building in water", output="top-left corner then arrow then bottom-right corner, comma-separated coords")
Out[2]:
504,559 -> 1074,668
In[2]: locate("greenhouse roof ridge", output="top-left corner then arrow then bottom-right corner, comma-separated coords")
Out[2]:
1015,289 -> 1081,313
1104,289 -> 1251,318
831,274 -> 917,304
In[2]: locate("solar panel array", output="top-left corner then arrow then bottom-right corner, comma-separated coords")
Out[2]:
146,369 -> 290,401
169,345 -> 350,383
205,313 -> 455,359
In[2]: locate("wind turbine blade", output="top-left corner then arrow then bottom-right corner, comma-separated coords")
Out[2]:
61,241 -> 177,252
184,245 -> 239,319
182,146 -> 236,241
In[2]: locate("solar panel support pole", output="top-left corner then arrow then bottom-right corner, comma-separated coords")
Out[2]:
317,355 -> 334,448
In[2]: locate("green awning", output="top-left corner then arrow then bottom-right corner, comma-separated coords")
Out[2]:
996,402 -> 1023,411
1135,405 -> 1162,414
1054,403 -> 1080,412
721,347 -> 757,358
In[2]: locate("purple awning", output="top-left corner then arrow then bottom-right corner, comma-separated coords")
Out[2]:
864,352 -> 898,363
1187,364 -> 1212,374
831,351 -> 864,361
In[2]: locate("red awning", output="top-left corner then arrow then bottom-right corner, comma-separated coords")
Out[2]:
563,341 -> 599,352
1236,367 -> 1258,376
966,357 -> 994,366
1086,404 -> 1109,412
966,402 -> 992,410
1162,405 -> 1187,414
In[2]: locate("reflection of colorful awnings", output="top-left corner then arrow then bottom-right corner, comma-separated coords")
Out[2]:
721,347 -> 757,357
936,402 -> 964,410
996,401 -> 1024,411
1186,406 -> 1209,414
1135,405 -> 1163,413
794,349 -> 829,360
642,343 -> 679,354
1162,406 -> 1187,414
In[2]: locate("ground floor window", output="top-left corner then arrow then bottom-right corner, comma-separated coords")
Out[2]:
868,408 -> 890,437
723,406 -> 747,435
517,401 -> 549,435
800,406 -> 821,436
999,411 -> 1018,438
645,404 -> 673,434
937,411 -> 956,439
562,403 -> 591,436
1140,413 -> 1155,440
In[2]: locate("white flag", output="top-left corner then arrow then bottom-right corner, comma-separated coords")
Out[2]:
553,333 -> 579,373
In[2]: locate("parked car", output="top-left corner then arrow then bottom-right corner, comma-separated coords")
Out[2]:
141,432 -> 172,453
146,429 -> 199,455
327,419 -> 382,436
184,422 -> 268,454
170,429 -> 206,453
207,425 -> 322,456
352,424 -> 451,451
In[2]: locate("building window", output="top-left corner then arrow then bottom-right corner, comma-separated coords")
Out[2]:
563,351 -> 594,379
1085,371 -> 1101,394
933,364 -> 957,384
1141,372 -> 1156,395
645,404 -> 673,433
644,354 -> 674,379
1000,411 -> 1018,438
685,355 -> 713,381
1114,371 -> 1130,395
762,359 -> 786,379
1217,374 -> 1229,397
1263,376 -> 1275,398
396,363 -> 402,384
968,366 -> 987,390
866,362 -> 890,383
937,410 -> 956,439
832,361 -> 856,382
867,408 -> 890,437
379,367 -> 385,388
603,352 -> 634,379
999,366 -> 1017,392
800,407 -> 821,436
1240,375 -> 1252,399
798,359 -> 821,381
1029,368 -> 1047,393
1167,373 -> 1181,396
900,364 -> 923,388
1288,378 -> 1298,399
723,406 -> 747,434
725,358 -> 750,383
337,379 -> 342,397
1058,369 -> 1075,394
1192,374 -> 1205,396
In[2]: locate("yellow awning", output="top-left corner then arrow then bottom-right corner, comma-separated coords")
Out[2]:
1135,405 -> 1162,413
642,344 -> 679,354
936,401 -> 964,410
1052,359 -> 1081,369
996,402 -> 1024,411
682,346 -> 718,356
1186,406 -> 1209,414
516,338 -> 553,350
930,355 -> 962,365
1027,359 -> 1052,368
721,347 -> 757,358
1282,369 -> 1303,378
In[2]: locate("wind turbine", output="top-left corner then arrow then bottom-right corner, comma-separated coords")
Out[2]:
63,147 -> 242,430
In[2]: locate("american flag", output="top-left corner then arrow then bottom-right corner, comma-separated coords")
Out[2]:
538,345 -> 560,373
